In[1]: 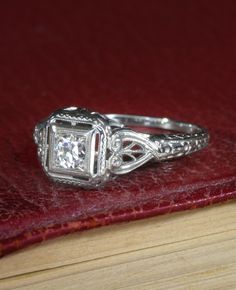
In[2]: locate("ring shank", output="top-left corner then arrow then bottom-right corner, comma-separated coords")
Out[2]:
106,114 -> 203,134
106,114 -> 209,162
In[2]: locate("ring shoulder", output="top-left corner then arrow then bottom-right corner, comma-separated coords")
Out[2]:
108,129 -> 153,175
108,126 -> 209,174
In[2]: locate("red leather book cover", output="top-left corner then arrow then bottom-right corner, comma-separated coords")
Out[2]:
0,1 -> 236,257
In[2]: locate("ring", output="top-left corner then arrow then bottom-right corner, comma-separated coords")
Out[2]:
34,107 -> 209,188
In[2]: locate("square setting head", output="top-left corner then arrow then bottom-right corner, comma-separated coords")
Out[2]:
36,107 -> 110,187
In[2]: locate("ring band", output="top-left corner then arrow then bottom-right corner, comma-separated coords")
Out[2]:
34,107 -> 209,188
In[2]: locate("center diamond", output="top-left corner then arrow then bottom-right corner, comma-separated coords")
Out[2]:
53,133 -> 86,170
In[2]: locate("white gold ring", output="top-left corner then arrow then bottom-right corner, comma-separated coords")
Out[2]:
34,107 -> 209,188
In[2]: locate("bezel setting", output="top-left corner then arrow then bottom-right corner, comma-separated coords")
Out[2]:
34,107 -> 111,188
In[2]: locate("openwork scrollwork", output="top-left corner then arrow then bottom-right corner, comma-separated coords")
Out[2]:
109,130 -> 155,174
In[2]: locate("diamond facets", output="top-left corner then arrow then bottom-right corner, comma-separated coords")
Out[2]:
53,133 -> 86,171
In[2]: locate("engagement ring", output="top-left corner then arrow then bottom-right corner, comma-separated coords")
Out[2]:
34,107 -> 209,188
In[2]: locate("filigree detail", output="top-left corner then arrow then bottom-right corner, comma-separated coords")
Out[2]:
111,140 -> 146,165
109,130 -> 154,174
109,129 -> 209,174
34,124 -> 47,163
152,135 -> 209,160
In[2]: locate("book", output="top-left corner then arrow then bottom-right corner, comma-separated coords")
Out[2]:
1,201 -> 236,289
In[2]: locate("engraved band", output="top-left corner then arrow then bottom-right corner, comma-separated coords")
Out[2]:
106,114 -> 209,175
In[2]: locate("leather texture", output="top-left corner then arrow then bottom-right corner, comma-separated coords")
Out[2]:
0,1 -> 236,256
